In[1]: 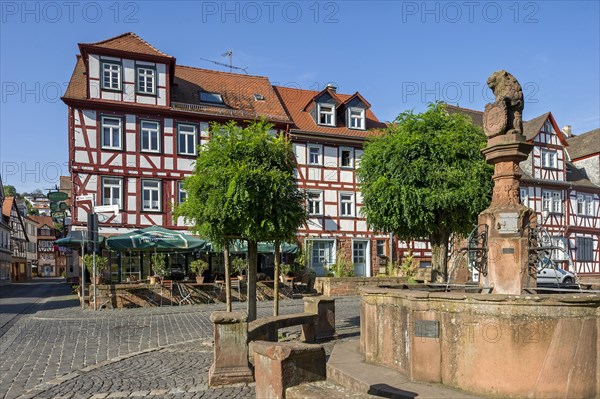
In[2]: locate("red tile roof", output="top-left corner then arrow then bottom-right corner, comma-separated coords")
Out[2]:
80,32 -> 173,59
171,65 -> 291,123
2,196 -> 14,218
273,86 -> 386,139
29,215 -> 54,228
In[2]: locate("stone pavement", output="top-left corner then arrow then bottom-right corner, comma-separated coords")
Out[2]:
0,279 -> 361,399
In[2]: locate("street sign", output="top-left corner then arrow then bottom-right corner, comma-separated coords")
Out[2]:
52,211 -> 66,219
94,204 -> 120,214
76,194 -> 95,201
50,202 -> 60,211
48,191 -> 68,202
59,202 -> 68,211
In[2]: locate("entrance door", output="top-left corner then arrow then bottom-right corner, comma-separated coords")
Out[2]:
353,240 -> 369,277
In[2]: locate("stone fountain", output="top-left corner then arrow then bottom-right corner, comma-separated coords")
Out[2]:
358,71 -> 600,398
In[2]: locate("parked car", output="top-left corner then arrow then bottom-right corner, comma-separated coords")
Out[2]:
537,263 -> 575,286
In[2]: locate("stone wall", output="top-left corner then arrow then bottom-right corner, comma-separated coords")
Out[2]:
315,277 -> 407,296
360,287 -> 600,398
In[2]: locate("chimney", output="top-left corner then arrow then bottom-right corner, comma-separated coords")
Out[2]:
561,125 -> 572,137
325,83 -> 337,93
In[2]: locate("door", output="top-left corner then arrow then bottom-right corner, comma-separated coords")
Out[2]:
353,240 -> 369,277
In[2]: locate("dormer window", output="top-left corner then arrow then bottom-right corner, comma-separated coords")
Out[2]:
101,61 -> 121,91
318,104 -> 335,126
348,108 -> 365,130
200,91 -> 224,104
136,66 -> 156,95
254,93 -> 265,101
543,120 -> 554,133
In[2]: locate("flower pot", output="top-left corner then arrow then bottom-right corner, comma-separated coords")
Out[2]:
94,276 -> 103,285
195,275 -> 205,284
150,276 -> 158,285
238,275 -> 247,282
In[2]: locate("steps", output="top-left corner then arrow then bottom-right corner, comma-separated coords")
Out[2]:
287,380 -> 379,399
326,340 -> 481,399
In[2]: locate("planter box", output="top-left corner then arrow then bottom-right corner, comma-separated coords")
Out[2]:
314,276 -> 408,296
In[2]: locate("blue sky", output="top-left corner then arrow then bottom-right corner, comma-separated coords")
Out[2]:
1,0 -> 599,193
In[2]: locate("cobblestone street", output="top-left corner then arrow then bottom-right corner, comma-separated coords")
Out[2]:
0,279 -> 360,399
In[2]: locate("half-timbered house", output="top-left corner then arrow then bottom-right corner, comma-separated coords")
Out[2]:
274,85 -> 388,277
2,197 -> 29,281
0,180 -> 12,284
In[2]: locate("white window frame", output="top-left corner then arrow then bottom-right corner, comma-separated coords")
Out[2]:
177,123 -> 198,156
136,66 -> 156,95
543,120 -> 554,133
318,104 -> 335,126
520,188 -> 529,208
308,145 -> 322,166
307,191 -> 323,216
101,116 -> 123,150
541,149 -> 558,169
577,194 -> 585,215
177,181 -> 187,204
102,177 -> 123,208
340,147 -> 354,168
310,240 -> 335,268
585,195 -> 593,216
339,192 -> 355,217
551,191 -> 562,213
199,91 -> 224,104
348,108 -> 365,130
101,61 -> 121,91
140,120 -> 160,153
142,180 -> 161,212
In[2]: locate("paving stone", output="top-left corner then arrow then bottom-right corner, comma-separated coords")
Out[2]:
1,279 -> 361,399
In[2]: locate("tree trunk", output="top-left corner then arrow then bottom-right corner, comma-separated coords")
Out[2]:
247,240 -> 258,322
224,240 -> 232,312
273,239 -> 280,316
430,231 -> 450,283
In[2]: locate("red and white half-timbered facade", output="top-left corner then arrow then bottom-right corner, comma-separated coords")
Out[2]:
274,86 -> 388,277
63,33 -> 392,278
63,33 -> 291,238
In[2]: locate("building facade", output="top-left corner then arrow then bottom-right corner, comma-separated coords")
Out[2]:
63,33 -> 599,279
2,197 -> 29,281
24,217 -> 37,278
30,216 -> 60,277
0,182 -> 12,284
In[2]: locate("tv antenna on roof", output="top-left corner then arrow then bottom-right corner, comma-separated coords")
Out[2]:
198,49 -> 248,74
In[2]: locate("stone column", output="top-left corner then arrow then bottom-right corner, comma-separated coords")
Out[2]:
208,311 -> 253,386
302,296 -> 335,341
251,340 -> 326,399
480,70 -> 536,295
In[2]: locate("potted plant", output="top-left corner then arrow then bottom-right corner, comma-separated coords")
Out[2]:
189,259 -> 209,284
82,253 -> 108,285
151,253 -> 168,284
231,257 -> 248,281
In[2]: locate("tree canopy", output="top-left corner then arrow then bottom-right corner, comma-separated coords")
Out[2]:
357,102 -> 493,281
174,120 -> 306,319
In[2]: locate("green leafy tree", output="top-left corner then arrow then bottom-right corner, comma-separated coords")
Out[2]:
175,120 -> 306,320
3,185 -> 17,197
357,103 -> 493,282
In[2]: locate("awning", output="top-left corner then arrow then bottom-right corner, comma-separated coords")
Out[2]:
105,226 -> 209,252
206,239 -> 297,254
54,231 -> 106,249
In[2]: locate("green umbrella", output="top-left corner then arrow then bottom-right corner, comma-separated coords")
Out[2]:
105,226 -> 208,252
54,231 -> 106,249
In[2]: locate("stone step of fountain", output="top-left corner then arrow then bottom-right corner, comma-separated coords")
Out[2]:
287,380 -> 379,399
327,339 -> 482,399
